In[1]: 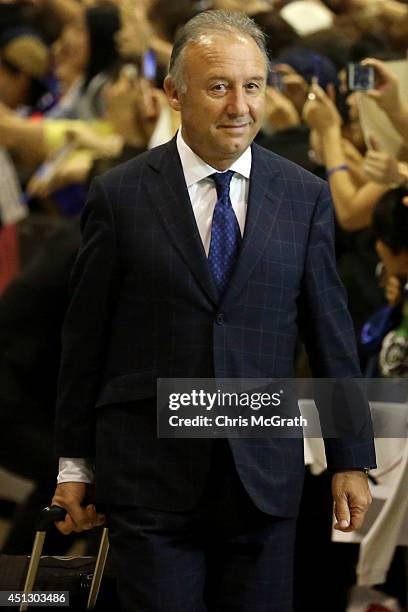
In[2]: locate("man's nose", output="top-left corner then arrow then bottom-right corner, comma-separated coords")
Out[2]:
225,88 -> 249,117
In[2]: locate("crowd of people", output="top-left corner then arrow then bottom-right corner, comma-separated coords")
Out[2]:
0,0 -> 407,610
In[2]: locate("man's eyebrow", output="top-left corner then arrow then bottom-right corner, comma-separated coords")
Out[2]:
207,75 -> 266,82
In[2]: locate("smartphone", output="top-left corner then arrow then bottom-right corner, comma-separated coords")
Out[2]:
142,49 -> 157,82
347,63 -> 375,91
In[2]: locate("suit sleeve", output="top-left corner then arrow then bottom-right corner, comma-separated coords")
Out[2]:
298,181 -> 376,471
55,177 -> 119,457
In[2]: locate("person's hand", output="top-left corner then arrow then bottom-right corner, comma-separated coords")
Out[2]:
134,80 -> 168,143
385,275 -> 402,306
363,150 -> 401,185
104,70 -> 166,147
52,482 -> 105,535
103,70 -> 144,146
332,471 -> 372,532
103,69 -> 149,144
274,64 -> 309,114
26,156 -> 92,198
115,2 -> 154,58
264,86 -> 300,131
362,58 -> 403,117
65,125 -> 123,158
302,83 -> 342,133
65,124 -> 106,150
363,136 -> 401,184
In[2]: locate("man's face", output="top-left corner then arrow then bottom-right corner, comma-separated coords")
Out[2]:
165,33 -> 267,170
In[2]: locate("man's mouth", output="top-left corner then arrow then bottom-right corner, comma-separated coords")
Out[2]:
218,123 -> 249,129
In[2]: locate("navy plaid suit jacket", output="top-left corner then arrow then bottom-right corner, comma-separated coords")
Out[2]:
55,137 -> 376,516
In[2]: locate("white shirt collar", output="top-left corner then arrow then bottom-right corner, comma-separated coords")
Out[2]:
176,129 -> 252,188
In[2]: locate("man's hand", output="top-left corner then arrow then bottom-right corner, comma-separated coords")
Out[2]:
52,482 -> 105,535
332,471 -> 372,532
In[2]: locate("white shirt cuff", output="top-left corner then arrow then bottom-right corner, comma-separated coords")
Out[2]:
57,457 -> 95,484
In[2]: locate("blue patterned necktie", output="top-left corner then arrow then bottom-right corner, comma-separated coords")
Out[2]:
208,170 -> 242,297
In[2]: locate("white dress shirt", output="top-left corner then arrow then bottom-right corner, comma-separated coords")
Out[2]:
58,129 -> 252,484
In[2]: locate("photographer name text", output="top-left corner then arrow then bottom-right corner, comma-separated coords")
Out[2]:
168,414 -> 307,428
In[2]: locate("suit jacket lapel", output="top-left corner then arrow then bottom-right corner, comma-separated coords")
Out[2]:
219,143 -> 284,312
146,139 -> 284,310
146,138 -> 219,306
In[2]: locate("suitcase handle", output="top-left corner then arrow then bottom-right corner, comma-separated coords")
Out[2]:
37,505 -> 66,531
23,506 -> 109,611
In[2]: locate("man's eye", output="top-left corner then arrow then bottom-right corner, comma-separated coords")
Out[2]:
211,84 -> 227,92
246,82 -> 260,90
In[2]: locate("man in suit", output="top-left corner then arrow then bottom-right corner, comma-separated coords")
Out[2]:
52,10 -> 376,611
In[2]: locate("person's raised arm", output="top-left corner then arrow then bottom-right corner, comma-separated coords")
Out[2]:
303,84 -> 388,230
0,102 -> 46,166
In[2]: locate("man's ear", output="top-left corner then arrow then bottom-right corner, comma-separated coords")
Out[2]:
164,76 -> 182,112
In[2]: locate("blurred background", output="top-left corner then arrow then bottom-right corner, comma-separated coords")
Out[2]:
0,0 -> 407,610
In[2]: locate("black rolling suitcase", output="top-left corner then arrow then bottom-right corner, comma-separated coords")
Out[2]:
0,506 -> 118,610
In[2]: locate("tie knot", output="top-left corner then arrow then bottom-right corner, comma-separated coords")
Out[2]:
211,170 -> 234,198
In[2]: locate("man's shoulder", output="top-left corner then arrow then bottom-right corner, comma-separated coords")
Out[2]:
95,140 -> 173,190
252,142 -> 327,192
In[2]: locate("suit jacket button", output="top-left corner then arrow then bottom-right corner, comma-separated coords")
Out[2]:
216,313 -> 225,325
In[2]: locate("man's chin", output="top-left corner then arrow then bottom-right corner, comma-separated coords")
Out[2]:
215,135 -> 250,155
